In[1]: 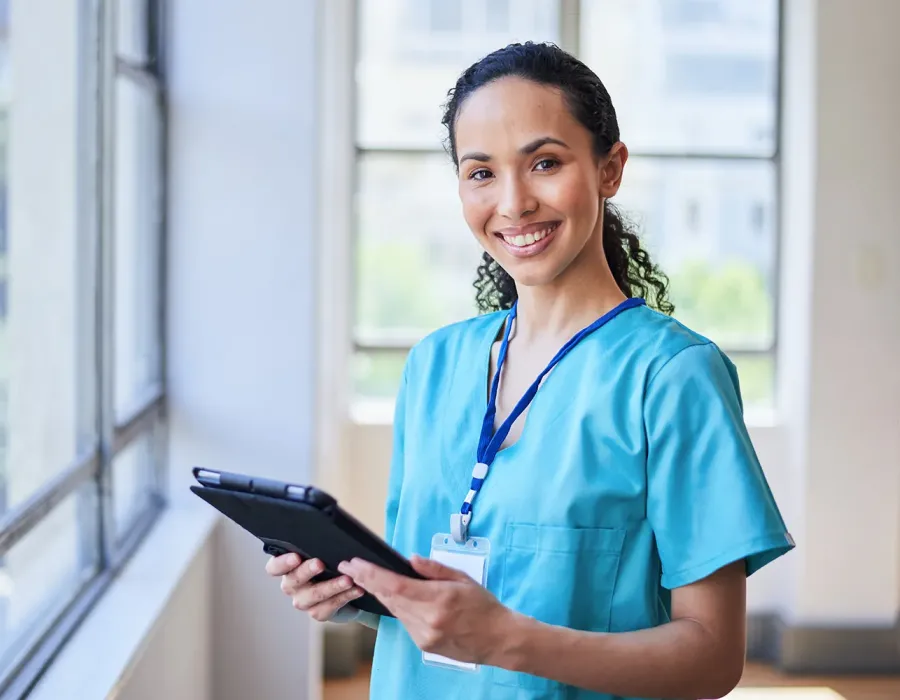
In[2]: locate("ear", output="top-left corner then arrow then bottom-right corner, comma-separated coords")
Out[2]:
598,142 -> 628,199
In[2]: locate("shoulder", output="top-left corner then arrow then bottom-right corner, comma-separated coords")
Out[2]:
624,306 -> 740,396
625,306 -> 742,410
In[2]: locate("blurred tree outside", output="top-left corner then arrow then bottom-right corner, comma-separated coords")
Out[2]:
667,258 -> 773,347
355,239 -> 440,336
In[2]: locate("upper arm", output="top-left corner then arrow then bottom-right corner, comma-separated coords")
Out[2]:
670,559 -> 747,659
644,342 -> 795,590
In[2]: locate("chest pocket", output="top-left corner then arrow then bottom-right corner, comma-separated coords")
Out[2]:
491,523 -> 627,696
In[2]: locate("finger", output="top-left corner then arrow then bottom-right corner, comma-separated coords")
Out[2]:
307,586 -> 366,622
293,575 -> 356,609
280,558 -> 325,594
339,558 -> 429,602
410,555 -> 471,582
266,553 -> 302,577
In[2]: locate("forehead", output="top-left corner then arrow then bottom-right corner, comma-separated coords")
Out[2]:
454,76 -> 585,151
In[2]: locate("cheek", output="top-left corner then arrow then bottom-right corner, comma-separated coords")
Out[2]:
536,168 -> 599,225
459,188 -> 492,236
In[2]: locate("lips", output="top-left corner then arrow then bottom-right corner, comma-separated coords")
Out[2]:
494,221 -> 561,258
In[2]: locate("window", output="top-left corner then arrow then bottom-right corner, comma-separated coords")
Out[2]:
0,1 -> 167,696
353,0 -> 781,412
428,0 -> 463,32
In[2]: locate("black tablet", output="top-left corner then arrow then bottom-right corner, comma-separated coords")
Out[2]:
189,466 -> 422,617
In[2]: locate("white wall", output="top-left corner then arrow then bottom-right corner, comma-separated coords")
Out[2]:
166,2 -> 322,700
781,0 -> 900,626
337,0 -> 900,627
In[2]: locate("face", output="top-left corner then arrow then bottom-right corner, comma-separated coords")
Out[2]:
453,77 -> 627,289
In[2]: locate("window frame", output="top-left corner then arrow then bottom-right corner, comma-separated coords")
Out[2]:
350,0 -> 784,406
0,1 -> 169,696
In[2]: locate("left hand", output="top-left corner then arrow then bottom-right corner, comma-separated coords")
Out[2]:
338,555 -> 512,665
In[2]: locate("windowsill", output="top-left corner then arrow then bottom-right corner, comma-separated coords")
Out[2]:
26,493 -> 220,700
350,398 -> 397,426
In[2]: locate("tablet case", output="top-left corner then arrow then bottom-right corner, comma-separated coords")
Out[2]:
190,467 -> 422,617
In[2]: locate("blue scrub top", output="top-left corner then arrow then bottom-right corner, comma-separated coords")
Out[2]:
369,303 -> 794,700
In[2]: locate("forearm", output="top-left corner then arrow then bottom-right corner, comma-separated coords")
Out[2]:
493,613 -> 743,699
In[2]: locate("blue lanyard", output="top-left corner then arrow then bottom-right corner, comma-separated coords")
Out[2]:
449,296 -> 646,543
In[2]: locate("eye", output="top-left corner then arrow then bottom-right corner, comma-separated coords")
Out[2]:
468,168 -> 493,181
534,158 -> 560,172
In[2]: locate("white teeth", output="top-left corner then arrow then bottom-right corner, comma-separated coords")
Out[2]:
503,223 -> 557,247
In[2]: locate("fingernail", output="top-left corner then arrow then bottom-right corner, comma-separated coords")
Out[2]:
289,554 -> 300,567
339,577 -> 352,589
351,588 -> 363,598
310,559 -> 323,574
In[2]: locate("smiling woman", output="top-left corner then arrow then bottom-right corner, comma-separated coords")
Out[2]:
270,41 -> 794,700
443,53 -> 673,317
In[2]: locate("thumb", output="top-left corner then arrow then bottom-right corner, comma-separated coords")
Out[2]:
410,555 -> 470,582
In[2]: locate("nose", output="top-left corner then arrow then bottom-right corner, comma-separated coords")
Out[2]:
496,174 -> 538,222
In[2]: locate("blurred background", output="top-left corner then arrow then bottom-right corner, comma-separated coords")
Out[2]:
0,0 -> 897,698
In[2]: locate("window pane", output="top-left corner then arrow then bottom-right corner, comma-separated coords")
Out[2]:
729,352 -> 774,411
112,426 -> 161,540
113,77 -> 163,422
117,0 -> 151,63
614,158 -> 776,350
0,486 -> 100,679
353,350 -> 408,404
580,0 -> 779,155
0,8 -> 8,508
355,152 -> 482,341
3,5 -> 97,513
356,0 -> 561,149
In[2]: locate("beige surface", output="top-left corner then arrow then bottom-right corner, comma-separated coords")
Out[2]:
325,664 -> 900,700
726,689 -> 845,700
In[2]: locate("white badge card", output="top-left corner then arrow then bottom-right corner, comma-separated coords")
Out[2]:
422,533 -> 491,673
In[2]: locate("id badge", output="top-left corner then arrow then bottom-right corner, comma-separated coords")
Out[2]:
421,533 -> 491,673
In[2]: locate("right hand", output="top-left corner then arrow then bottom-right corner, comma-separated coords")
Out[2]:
266,553 -> 365,622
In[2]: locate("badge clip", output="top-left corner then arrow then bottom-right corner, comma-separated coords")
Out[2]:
450,512 -> 470,544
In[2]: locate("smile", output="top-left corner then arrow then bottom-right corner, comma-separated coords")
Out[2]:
494,221 -> 561,257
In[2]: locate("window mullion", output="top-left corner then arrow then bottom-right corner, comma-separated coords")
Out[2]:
75,0 -> 106,579
96,0 -> 118,570
154,0 -> 170,506
558,0 -> 581,56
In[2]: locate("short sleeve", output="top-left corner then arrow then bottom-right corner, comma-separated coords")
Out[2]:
645,342 -> 795,590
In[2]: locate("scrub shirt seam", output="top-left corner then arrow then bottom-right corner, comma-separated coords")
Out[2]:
644,339 -> 715,395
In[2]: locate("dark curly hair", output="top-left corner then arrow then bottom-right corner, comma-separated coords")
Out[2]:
441,41 -> 674,316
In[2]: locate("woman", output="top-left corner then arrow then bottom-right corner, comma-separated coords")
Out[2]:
267,42 -> 793,699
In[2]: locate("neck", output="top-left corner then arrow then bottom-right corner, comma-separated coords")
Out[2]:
512,254 -> 627,343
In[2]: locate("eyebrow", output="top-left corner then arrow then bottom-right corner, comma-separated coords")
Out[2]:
459,136 -> 570,165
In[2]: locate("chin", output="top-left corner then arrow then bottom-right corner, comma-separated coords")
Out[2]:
495,258 -> 560,289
